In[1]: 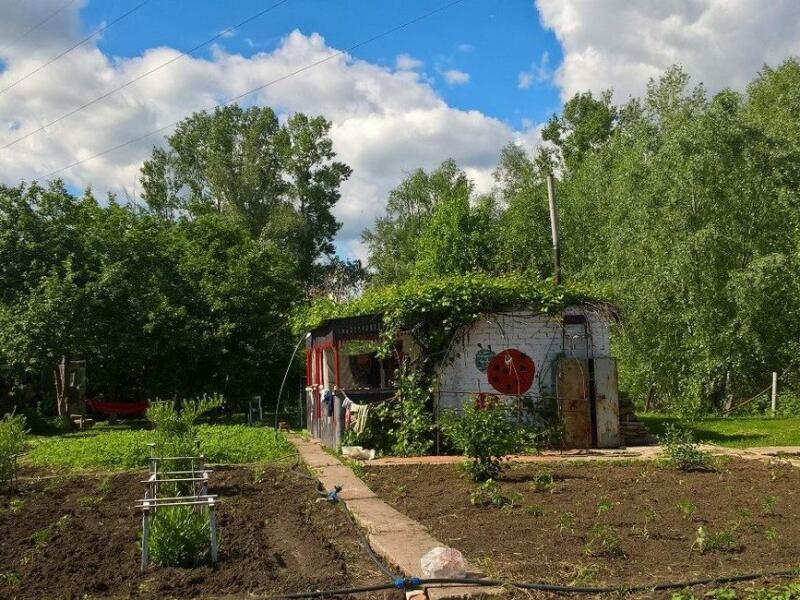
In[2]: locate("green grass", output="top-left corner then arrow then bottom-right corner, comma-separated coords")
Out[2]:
640,414 -> 800,448
26,424 -> 295,470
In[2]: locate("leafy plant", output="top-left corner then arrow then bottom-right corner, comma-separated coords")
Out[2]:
584,523 -> 625,557
530,470 -> 556,492
148,506 -> 211,567
525,504 -> 544,517
391,360 -> 434,456
691,526 -> 741,554
147,395 -> 222,459
557,512 -> 576,534
761,495 -> 778,515
441,400 -> 526,481
0,413 -> 27,488
763,527 -> 780,543
595,498 -> 615,515
660,423 -> 713,471
675,500 -> 697,520
469,479 -> 522,509
562,561 -> 599,585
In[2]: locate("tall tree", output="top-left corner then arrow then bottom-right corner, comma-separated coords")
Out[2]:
140,106 -> 351,280
362,159 -> 474,284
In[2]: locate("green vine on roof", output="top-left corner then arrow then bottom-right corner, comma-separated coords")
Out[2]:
293,273 -> 608,358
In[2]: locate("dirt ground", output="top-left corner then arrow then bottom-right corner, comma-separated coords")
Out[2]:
0,465 -> 403,600
364,458 -> 800,592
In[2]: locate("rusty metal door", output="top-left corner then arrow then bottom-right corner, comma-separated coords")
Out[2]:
556,358 -> 591,449
594,357 -> 621,448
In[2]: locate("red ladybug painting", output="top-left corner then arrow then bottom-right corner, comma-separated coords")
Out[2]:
487,349 -> 535,395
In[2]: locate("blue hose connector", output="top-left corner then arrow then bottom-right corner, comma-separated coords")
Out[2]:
394,577 -> 422,589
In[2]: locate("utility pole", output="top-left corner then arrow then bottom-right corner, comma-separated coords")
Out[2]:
546,173 -> 562,285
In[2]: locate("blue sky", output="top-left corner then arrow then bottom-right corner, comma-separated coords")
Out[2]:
79,0 -> 563,131
2,0 -> 798,259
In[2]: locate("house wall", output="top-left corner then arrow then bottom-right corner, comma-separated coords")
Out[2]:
435,307 -> 613,436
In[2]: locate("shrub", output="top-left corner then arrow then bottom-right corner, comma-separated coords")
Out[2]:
469,479 -> 522,509
584,523 -> 625,557
660,423 -> 713,471
147,395 -> 223,458
441,399 -> 525,481
0,414 -> 27,487
148,506 -> 211,567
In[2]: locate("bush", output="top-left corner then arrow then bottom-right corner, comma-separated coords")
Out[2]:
0,414 -> 27,487
441,398 -> 526,481
147,395 -> 223,459
660,423 -> 714,471
148,506 -> 211,567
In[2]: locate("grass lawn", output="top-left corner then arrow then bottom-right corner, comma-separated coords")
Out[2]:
25,424 -> 296,470
640,414 -> 800,448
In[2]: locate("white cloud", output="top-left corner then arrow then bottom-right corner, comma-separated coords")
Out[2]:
0,1 -> 527,260
536,0 -> 800,102
395,53 -> 422,70
518,51 -> 551,89
457,43 -> 473,53
442,68 -> 470,85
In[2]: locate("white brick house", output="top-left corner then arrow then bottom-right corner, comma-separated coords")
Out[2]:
305,304 -> 622,450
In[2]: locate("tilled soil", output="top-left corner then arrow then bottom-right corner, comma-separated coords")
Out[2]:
364,458 -> 800,590
0,465 -> 402,600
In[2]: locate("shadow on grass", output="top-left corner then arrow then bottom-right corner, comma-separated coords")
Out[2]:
638,415 -> 770,446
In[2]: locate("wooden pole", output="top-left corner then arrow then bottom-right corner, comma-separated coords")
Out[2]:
546,173 -> 562,285
771,372 -> 778,414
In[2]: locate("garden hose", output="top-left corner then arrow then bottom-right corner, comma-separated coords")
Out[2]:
288,461 -> 401,582
270,569 -> 800,599
273,332 -> 311,438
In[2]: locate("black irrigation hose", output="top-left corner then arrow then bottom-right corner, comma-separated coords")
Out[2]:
271,570 -> 800,598
288,461 -> 400,582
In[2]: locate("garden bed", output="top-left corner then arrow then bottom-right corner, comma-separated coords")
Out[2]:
0,465 -> 399,599
363,458 -> 800,590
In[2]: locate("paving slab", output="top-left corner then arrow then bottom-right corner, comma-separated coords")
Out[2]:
288,434 -> 503,600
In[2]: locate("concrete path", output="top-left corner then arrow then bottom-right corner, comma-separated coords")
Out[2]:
288,434 -> 503,600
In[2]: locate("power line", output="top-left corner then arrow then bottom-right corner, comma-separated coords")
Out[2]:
3,0 -> 292,150
0,0 -> 150,97
38,0 -> 467,181
0,0 -> 78,56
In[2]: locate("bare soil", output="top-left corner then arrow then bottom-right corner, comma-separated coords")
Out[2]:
363,458 -> 800,591
0,465 -> 402,599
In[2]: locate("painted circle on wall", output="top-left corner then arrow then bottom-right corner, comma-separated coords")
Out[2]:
487,349 -> 535,395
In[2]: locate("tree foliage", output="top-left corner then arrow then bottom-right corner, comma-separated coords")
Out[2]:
0,105 -> 350,412
361,59 -> 800,414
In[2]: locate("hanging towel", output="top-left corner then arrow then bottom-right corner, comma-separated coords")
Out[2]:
350,402 -> 371,435
341,395 -> 353,430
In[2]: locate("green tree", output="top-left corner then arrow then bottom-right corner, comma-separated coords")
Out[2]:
140,106 -> 351,280
362,159 -> 473,284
